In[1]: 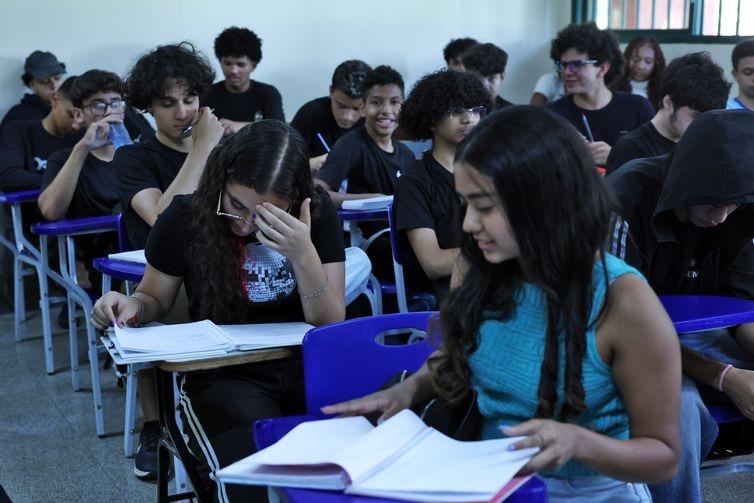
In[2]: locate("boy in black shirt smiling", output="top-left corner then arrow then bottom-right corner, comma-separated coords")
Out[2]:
395,70 -> 491,299
291,59 -> 371,171
315,65 -> 415,282
202,26 -> 284,134
0,76 -> 81,192
606,52 -> 730,174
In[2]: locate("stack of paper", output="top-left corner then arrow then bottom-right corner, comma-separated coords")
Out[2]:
217,409 -> 537,502
108,249 -> 147,264
109,321 -> 313,363
341,196 -> 393,211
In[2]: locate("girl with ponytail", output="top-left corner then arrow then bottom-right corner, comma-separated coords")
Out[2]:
93,120 -> 346,502
324,107 -> 681,502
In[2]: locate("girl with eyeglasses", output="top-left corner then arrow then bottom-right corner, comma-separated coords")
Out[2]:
324,107 -> 681,502
92,120 -> 346,502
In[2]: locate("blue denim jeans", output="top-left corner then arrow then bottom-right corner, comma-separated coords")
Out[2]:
650,329 -> 754,503
545,475 -> 651,502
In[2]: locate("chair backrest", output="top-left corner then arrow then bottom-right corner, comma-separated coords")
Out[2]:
387,203 -> 420,268
116,213 -> 133,252
303,311 -> 438,416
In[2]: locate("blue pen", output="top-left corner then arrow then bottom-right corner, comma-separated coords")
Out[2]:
316,132 -> 331,153
580,113 -> 595,143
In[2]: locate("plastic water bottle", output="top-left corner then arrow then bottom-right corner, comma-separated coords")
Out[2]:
109,122 -> 133,149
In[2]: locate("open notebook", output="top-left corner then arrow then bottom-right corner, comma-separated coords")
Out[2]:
110,320 -> 312,363
217,409 -> 537,502
341,195 -> 393,211
108,249 -> 147,264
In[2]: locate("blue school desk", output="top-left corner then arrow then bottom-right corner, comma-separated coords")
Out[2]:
337,208 -> 389,222
659,295 -> 754,333
92,257 -> 146,285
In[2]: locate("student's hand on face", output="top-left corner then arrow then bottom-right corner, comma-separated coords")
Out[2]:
501,419 -> 582,473
191,107 -> 224,150
91,292 -> 142,330
81,116 -> 122,150
254,198 -> 316,264
721,367 -> 754,420
587,141 -> 611,165
219,118 -> 245,136
320,383 -> 414,424
309,153 -> 328,172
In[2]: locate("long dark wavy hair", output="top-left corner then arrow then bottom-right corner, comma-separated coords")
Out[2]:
611,37 -> 666,111
430,106 -> 614,421
187,120 -> 316,323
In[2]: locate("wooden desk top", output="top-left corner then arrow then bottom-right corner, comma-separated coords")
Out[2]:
156,346 -> 300,372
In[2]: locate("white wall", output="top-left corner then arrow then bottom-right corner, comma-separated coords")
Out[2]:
0,0 -> 572,121
660,44 -> 739,97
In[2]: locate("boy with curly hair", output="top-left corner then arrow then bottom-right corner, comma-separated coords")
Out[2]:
202,26 -> 284,134
548,22 -> 654,166
394,70 -> 491,298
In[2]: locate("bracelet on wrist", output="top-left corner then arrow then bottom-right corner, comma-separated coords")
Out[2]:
130,294 -> 144,326
299,275 -> 329,301
718,364 -> 734,392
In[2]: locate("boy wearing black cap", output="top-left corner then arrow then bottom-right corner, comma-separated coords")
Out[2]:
291,60 -> 372,171
0,76 -> 81,192
608,110 -> 754,503
0,51 -> 66,138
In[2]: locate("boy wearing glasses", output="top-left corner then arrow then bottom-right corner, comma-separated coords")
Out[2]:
394,70 -> 491,299
0,76 -> 81,192
315,65 -> 415,282
547,22 -> 654,166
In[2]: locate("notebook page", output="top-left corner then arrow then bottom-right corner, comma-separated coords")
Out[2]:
107,249 -> 146,264
352,429 -> 537,500
114,320 -> 231,353
341,195 -> 393,211
217,322 -> 313,349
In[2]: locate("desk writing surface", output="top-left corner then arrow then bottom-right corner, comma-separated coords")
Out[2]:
660,295 -> 754,333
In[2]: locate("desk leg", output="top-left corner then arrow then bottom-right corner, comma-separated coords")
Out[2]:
102,274 -> 111,297
37,236 -> 54,374
172,374 -> 189,497
13,251 -> 25,341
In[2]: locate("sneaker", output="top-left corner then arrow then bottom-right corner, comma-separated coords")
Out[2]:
134,420 -> 160,480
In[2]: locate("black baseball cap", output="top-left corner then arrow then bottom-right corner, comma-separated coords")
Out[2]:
24,51 -> 66,81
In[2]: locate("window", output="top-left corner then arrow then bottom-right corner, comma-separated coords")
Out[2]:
574,0 -> 754,42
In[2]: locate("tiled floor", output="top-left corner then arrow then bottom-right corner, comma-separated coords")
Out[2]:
1,310 -> 753,502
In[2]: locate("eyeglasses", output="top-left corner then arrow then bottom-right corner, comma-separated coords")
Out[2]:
448,106 -> 487,120
216,188 -> 292,226
555,59 -> 598,73
82,99 -> 126,116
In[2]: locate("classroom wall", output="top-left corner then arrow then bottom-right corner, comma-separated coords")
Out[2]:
660,44 -> 740,97
0,0 -> 572,122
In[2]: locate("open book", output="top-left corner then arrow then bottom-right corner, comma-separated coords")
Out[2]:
110,320 -> 312,363
108,249 -> 147,264
341,195 -> 393,211
217,409 -> 537,502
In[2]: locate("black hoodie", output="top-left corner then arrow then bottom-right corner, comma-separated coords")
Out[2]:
0,94 -> 51,139
607,109 -> 754,299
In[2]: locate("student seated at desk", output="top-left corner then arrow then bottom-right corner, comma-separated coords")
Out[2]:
115,42 -> 223,250
202,26 -> 285,134
547,22 -> 654,166
291,59 -> 371,171
461,42 -> 513,110
37,70 -> 128,288
315,65 -> 415,282
610,37 -> 666,112
443,37 -> 478,71
325,107 -> 681,503
0,50 -> 66,138
607,110 -> 754,503
92,121 -> 346,502
727,39 -> 754,111
394,70 -> 491,301
0,76 -> 81,192
605,52 -> 730,175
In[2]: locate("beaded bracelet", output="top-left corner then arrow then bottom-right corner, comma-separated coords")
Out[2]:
130,294 -> 144,326
299,275 -> 329,301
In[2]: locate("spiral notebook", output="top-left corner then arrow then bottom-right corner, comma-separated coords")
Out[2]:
110,320 -> 312,363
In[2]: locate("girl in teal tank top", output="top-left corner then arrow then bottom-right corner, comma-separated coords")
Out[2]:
324,107 -> 682,502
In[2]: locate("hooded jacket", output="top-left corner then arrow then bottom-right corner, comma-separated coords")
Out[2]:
0,94 -> 51,139
607,109 -> 754,298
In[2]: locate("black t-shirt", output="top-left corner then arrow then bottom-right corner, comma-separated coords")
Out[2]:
291,96 -> 363,158
123,105 -> 155,144
605,121 -> 675,175
114,138 -> 187,249
0,119 -> 79,192
494,96 -> 514,110
547,92 -> 654,147
0,94 -> 50,139
43,148 -> 120,218
145,193 -> 345,322
201,80 -> 285,123
394,154 -> 463,298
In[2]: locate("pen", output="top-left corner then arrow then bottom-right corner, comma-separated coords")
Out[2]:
316,132 -> 331,153
581,113 -> 595,143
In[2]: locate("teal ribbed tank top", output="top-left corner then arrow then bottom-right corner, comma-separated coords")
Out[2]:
469,253 -> 643,478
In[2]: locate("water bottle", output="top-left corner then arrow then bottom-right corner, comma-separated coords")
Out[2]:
109,122 -> 133,149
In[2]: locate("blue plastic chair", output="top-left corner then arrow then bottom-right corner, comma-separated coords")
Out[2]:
303,311 -> 438,417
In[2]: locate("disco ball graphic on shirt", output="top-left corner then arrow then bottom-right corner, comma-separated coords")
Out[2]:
240,243 -> 297,303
